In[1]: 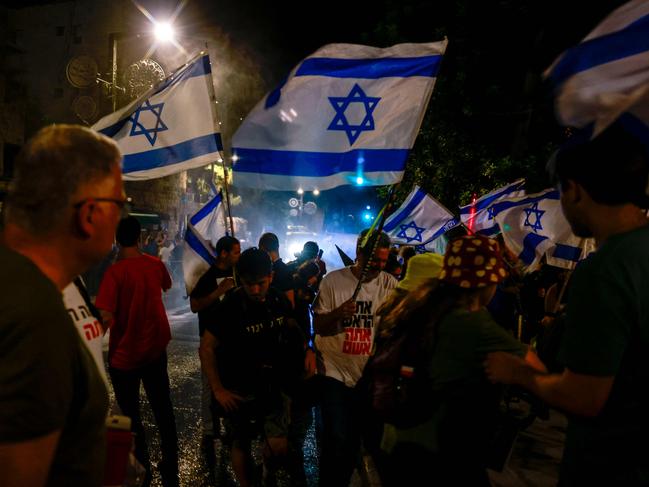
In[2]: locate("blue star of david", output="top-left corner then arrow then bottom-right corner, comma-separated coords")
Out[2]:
129,99 -> 168,146
327,84 -> 380,145
396,221 -> 426,243
523,202 -> 545,233
487,206 -> 496,220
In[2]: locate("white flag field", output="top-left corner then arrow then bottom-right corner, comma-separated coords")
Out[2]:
459,179 -> 526,236
545,0 -> 649,133
183,191 -> 228,295
383,185 -> 459,246
93,53 -> 223,180
232,40 -> 448,191
492,189 -> 595,270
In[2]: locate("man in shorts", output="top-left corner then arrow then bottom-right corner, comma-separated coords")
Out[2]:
199,248 -> 305,486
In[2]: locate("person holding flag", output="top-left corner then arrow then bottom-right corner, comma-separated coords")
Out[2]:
313,229 -> 397,487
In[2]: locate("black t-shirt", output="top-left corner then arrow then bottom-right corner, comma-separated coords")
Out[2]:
191,265 -> 234,334
272,258 -> 294,294
205,287 -> 305,397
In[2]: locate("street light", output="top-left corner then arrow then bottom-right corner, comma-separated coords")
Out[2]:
290,188 -> 319,219
105,19 -> 176,111
154,22 -> 175,43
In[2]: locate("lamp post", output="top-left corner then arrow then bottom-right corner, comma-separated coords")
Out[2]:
103,21 -> 175,112
297,188 -> 304,218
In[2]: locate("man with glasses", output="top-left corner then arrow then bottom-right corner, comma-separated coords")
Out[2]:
96,215 -> 178,487
0,124 -> 123,486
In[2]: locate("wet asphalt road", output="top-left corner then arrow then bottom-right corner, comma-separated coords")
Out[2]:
106,292 -> 565,486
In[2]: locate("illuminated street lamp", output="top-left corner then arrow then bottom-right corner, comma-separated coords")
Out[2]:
106,19 -> 176,111
154,21 -> 175,43
290,188 -> 319,219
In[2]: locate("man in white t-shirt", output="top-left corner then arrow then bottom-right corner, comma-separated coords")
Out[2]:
313,229 -> 396,487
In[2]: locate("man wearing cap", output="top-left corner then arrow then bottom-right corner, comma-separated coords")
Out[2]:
313,229 -> 396,487
485,124 -> 649,484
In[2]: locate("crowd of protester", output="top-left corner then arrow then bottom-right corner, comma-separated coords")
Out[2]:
2,117 -> 649,487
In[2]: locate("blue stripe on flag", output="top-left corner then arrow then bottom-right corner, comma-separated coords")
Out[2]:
184,227 -> 215,265
548,13 -> 649,88
98,119 -> 130,138
153,54 -> 211,95
459,180 -> 525,214
478,225 -> 501,237
519,233 -> 548,265
489,190 -> 560,217
231,148 -> 408,176
123,133 -> 223,173
383,189 -> 427,232
426,217 -> 460,242
295,55 -> 443,79
190,192 -> 222,226
553,244 -> 583,262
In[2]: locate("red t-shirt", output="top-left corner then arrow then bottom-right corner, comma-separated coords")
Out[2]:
96,254 -> 172,370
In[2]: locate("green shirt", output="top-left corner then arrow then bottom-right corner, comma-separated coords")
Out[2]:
558,225 -> 649,482
0,246 -> 109,486
383,308 -> 525,453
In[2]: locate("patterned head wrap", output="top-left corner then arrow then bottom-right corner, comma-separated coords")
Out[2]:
439,234 -> 507,288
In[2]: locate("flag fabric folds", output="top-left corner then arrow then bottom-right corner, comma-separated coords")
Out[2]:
383,185 -> 459,246
545,0 -> 649,131
492,189 -> 594,270
459,179 -> 525,235
93,53 -> 223,180
183,191 -> 227,295
231,41 -> 448,191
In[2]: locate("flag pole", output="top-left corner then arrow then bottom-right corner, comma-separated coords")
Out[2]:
351,184 -> 400,301
203,44 -> 236,237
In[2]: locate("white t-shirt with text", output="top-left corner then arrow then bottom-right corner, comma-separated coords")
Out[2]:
62,283 -> 108,384
313,266 -> 396,387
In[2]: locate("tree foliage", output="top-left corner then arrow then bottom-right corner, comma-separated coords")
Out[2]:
365,0 -> 624,210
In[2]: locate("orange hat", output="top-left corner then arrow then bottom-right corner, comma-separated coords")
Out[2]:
439,234 -> 508,288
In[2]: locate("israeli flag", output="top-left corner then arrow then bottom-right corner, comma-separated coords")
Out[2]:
183,191 -> 227,295
459,179 -> 525,235
413,234 -> 449,255
383,185 -> 458,245
492,189 -> 594,270
545,0 -> 649,130
93,53 -> 223,180
232,41 -> 448,191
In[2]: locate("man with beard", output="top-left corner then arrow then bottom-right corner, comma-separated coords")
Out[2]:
485,123 -> 649,485
313,229 -> 396,487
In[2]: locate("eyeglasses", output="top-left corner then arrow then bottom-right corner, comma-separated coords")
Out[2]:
73,197 -> 129,216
